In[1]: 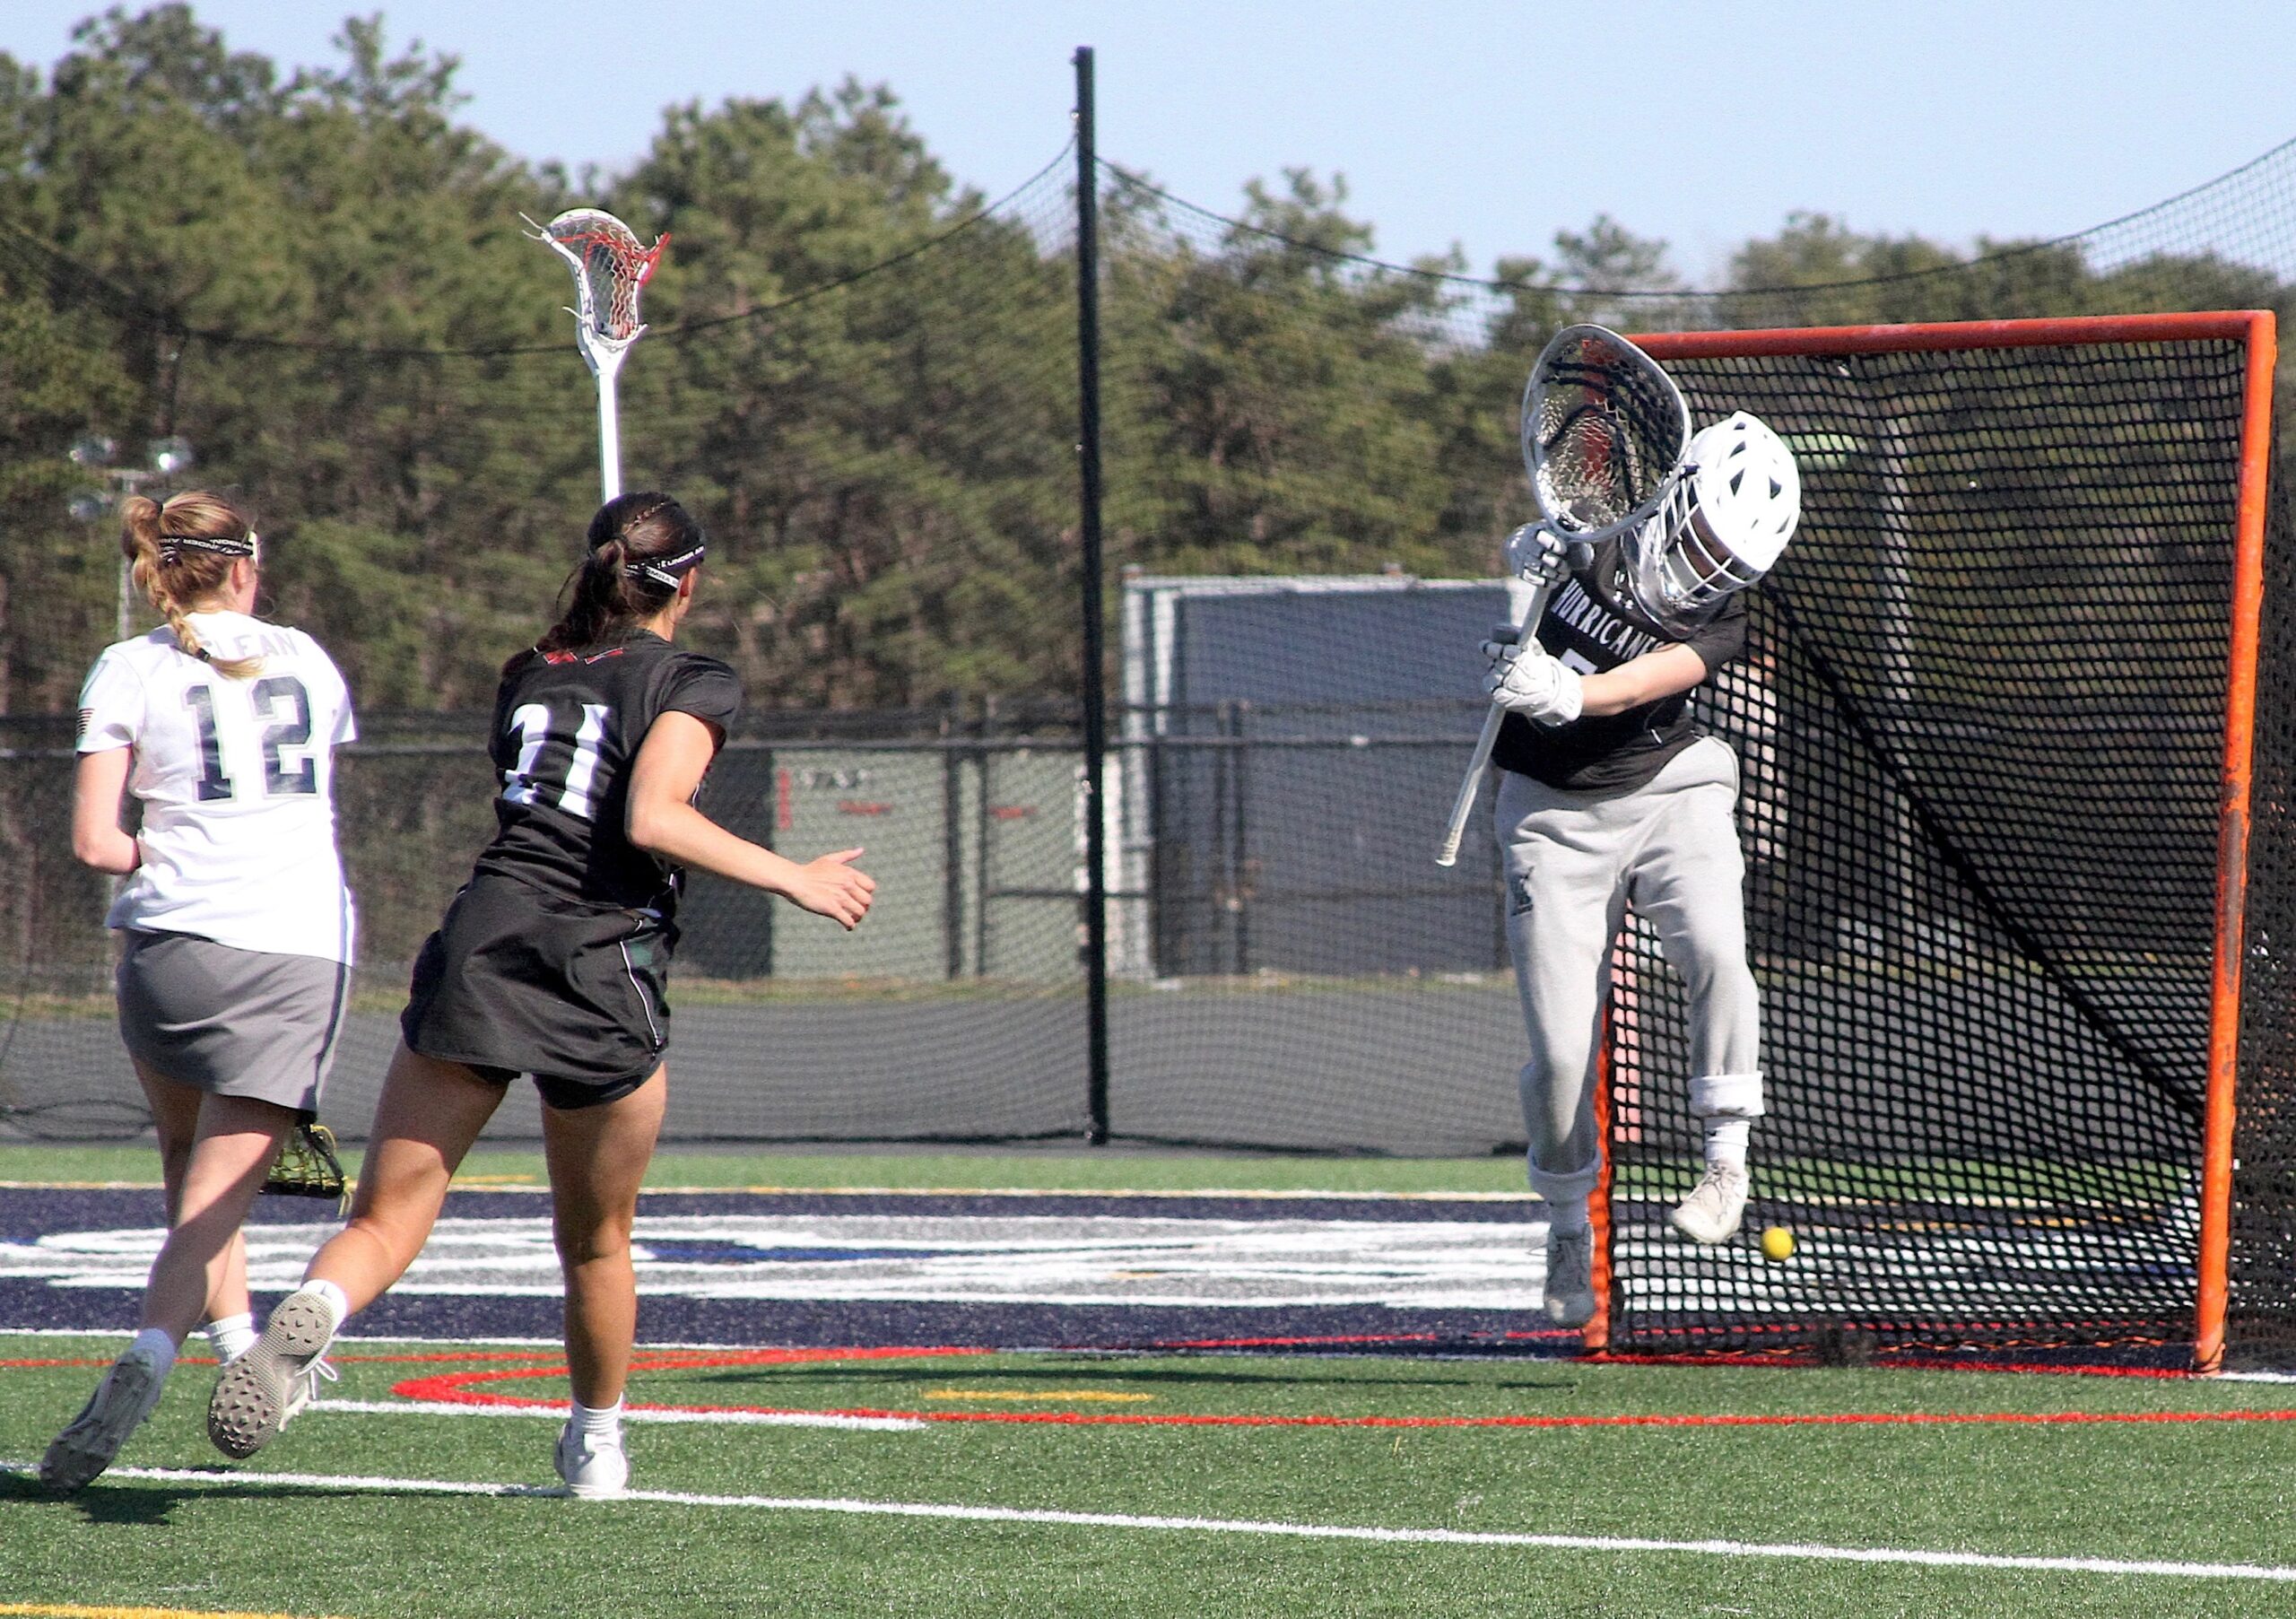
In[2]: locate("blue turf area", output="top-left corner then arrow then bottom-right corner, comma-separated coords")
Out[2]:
0,1185 -> 1576,1355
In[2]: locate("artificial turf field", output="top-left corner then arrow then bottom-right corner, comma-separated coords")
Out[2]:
2,1145 -> 2292,1617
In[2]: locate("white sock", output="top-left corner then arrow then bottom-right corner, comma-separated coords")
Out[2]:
1703,1119 -> 1752,1172
572,1397 -> 625,1443
300,1277 -> 352,1328
128,1326 -> 178,1377
204,1312 -> 257,1364
1544,1196 -> 1592,1237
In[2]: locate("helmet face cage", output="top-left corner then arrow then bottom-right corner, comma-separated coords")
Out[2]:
1626,412 -> 1799,635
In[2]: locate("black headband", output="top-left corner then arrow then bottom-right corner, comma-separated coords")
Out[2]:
158,530 -> 257,562
627,541 -> 705,589
591,500 -> 703,589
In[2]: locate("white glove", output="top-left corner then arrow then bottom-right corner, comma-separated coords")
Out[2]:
1481,625 -> 1584,723
1502,523 -> 1589,588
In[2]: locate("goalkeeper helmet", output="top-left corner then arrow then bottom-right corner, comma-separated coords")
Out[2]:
1627,411 -> 1799,634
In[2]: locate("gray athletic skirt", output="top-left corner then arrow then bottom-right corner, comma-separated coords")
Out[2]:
116,929 -> 350,1117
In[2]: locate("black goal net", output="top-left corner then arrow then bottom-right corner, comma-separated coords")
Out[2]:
1587,316 -> 2278,1370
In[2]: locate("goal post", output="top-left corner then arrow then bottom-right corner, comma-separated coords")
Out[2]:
1583,311 -> 2277,1370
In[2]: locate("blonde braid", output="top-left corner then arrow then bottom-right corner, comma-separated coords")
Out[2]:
120,492 -> 265,679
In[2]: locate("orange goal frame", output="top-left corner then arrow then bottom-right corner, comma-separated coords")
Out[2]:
1583,312 -> 2275,1371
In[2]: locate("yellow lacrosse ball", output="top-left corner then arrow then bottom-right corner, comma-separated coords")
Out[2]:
1760,1225 -> 1796,1262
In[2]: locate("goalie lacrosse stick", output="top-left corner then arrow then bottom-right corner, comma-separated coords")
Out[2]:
1434,324 -> 1693,866
526,208 -> 668,503
261,1120 -> 350,1216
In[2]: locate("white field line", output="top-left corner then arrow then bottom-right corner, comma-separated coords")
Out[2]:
314,1397 -> 923,1432
0,1179 -> 1537,1203
2,1462 -> 2289,1583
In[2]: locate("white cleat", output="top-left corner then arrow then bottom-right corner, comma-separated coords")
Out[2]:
208,1286 -> 340,1460
1541,1226 -> 1596,1328
1671,1163 -> 1751,1245
40,1339 -> 170,1493
555,1421 -> 631,1499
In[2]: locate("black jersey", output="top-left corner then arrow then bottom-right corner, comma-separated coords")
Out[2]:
1490,535 -> 1746,794
471,631 -> 742,915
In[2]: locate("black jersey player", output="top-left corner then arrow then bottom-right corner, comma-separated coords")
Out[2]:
213,493 -> 874,1495
1481,413 -> 1799,1329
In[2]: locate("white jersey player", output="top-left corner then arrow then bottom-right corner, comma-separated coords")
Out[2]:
81,601 -> 355,962
42,491 -> 356,1492
1480,412 -> 1800,1330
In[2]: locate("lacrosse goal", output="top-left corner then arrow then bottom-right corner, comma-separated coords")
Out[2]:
1579,311 -> 2283,1371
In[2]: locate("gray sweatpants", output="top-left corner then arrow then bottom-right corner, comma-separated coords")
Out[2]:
1496,736 -> 1761,1206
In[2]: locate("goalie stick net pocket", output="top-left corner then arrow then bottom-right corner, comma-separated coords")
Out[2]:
1521,325 -> 1692,539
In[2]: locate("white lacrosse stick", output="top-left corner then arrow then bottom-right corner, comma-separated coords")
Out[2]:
1434,324 -> 1693,866
526,208 -> 667,503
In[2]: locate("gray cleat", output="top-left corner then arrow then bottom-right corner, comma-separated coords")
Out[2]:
1541,1226 -> 1596,1327
208,1286 -> 339,1459
40,1338 -> 170,1492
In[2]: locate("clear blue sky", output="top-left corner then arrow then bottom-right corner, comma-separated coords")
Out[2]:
6,1 -> 2294,283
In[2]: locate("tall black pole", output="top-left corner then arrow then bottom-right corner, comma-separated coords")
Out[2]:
1073,46 -> 1112,1145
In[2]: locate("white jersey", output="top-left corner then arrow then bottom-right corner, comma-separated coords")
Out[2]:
76,612 -> 357,963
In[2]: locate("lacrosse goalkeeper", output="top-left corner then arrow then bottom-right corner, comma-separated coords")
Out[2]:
41,492 -> 358,1492
1483,412 -> 1799,1328
211,492 -> 876,1498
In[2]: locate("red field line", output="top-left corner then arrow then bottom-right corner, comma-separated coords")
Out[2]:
381,1347 -> 2295,1431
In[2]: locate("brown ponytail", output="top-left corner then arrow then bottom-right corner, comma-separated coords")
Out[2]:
524,492 -> 708,667
121,490 -> 263,679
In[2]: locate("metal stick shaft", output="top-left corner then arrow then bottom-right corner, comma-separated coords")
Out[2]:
1434,576 -> 1554,867
597,366 -> 622,503
575,327 -> 631,505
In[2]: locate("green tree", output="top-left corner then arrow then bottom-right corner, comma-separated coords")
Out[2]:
616,81 -> 1078,706
1102,169 -> 1461,579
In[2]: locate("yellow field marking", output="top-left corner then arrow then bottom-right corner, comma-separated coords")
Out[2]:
0,1605 -> 353,1619
924,1388 -> 1154,1403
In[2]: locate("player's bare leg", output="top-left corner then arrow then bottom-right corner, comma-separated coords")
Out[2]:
541,1065 -> 665,1497
134,1059 -> 254,1325
47,1082 -> 290,1490
317,1045 -> 506,1309
211,1044 -> 502,1458
139,1091 -> 296,1342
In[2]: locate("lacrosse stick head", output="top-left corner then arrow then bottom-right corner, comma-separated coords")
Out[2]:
260,1120 -> 350,1215
1519,324 -> 1692,547
526,207 -> 667,361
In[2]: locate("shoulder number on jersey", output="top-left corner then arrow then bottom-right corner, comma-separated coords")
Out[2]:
182,675 -> 320,803
501,701 -> 613,821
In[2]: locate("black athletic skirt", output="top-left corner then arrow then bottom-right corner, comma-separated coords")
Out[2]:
401,872 -> 673,1106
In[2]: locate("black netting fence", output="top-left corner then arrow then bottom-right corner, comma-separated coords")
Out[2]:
6,91 -> 2296,1362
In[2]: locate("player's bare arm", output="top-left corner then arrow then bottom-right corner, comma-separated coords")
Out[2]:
69,747 -> 140,875
1573,641 -> 1710,716
625,709 -> 876,928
